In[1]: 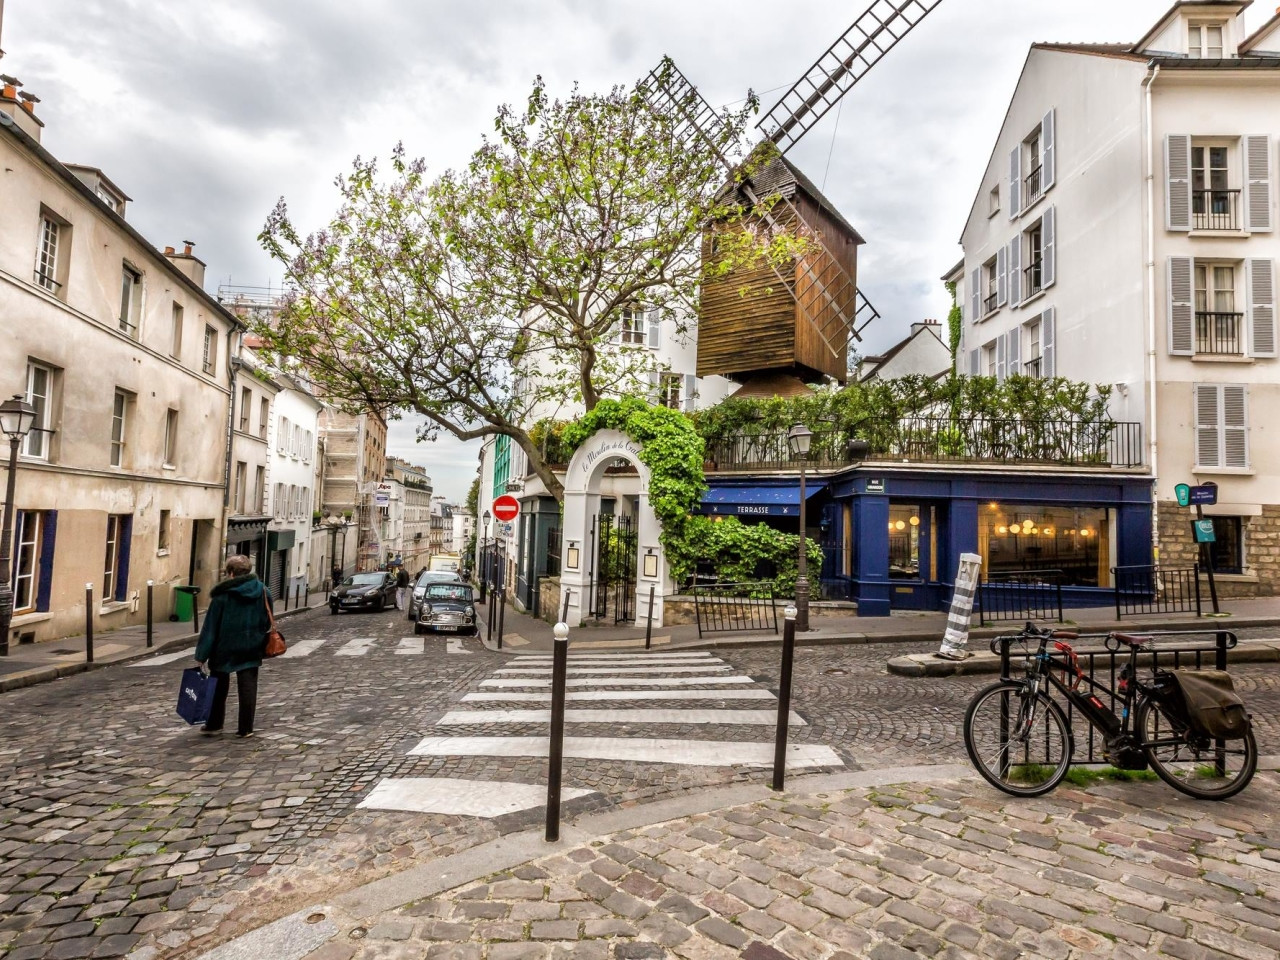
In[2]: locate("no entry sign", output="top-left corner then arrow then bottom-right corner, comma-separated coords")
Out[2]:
492,495 -> 520,522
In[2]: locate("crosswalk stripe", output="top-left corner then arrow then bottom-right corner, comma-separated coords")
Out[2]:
506,656 -> 723,667
511,652 -> 714,662
437,708 -> 804,726
461,689 -> 774,703
479,675 -> 757,689
127,647 -> 196,667
408,736 -> 840,769
494,665 -> 731,676
335,637 -> 377,656
278,637 -> 327,659
357,777 -> 594,818
396,637 -> 424,655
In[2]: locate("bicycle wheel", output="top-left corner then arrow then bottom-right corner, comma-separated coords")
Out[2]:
1136,696 -> 1256,800
964,681 -> 1073,797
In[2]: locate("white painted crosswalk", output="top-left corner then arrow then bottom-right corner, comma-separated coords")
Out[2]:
129,633 -> 486,666
461,689 -> 774,703
127,647 -> 196,667
408,736 -> 841,768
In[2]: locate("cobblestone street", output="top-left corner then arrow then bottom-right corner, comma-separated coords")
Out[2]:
1,607 -> 1279,959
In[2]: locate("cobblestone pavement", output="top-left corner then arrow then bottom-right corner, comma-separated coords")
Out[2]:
1,609 -> 1278,959
325,769 -> 1280,960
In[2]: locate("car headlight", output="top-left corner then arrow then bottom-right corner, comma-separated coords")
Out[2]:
466,606 -> 475,617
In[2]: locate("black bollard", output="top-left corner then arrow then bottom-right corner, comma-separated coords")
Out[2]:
283,582 -> 290,612
192,590 -> 201,633
146,580 -> 154,648
487,583 -> 495,645
496,585 -> 506,651
561,591 -> 570,625
84,583 -> 95,664
644,585 -> 655,651
296,583 -> 303,610
771,606 -> 798,791
546,621 -> 569,842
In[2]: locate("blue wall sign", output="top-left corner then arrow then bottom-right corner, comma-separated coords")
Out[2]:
1189,484 -> 1218,506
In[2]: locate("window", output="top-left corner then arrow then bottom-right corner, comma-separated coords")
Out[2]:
170,303 -> 183,359
103,514 -> 131,602
888,504 -> 921,580
259,398 -> 269,438
1189,21 -> 1224,58
1195,384 -> 1248,469
1208,517 -> 1243,575
1024,131 -> 1043,204
35,216 -> 61,292
980,503 -> 1111,587
1193,263 -> 1242,355
254,466 -> 265,513
988,185 -> 1000,217
278,417 -> 290,453
982,257 -> 998,316
287,484 -> 297,520
303,430 -> 312,462
13,510 -> 43,613
163,408 -> 178,466
273,483 -> 285,520
1191,143 -> 1237,230
239,388 -> 251,432
1025,222 -> 1043,297
658,373 -> 682,410
619,305 -> 646,346
202,325 -> 217,375
110,390 -> 128,467
1024,320 -> 1043,377
23,362 -> 52,460
985,342 -> 998,377
158,509 -> 170,553
119,263 -> 142,336
234,462 -> 247,513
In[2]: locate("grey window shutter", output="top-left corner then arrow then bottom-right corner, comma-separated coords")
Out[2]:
646,307 -> 661,349
1167,257 -> 1195,355
1195,384 -> 1221,468
1249,259 -> 1277,356
968,348 -> 979,376
1042,307 -> 1056,377
1007,326 -> 1022,376
1042,109 -> 1056,191
1009,146 -> 1022,219
1042,206 -> 1056,288
682,373 -> 697,413
646,370 -> 660,403
1223,385 -> 1248,468
995,332 -> 1007,381
970,268 -> 980,321
1008,238 -> 1022,305
1246,135 -> 1273,232
1165,135 -> 1192,231
996,245 -> 1008,306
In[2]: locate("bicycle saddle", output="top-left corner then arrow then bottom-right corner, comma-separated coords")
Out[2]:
1110,632 -> 1151,647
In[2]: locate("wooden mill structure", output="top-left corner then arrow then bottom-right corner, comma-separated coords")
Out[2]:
644,0 -> 945,387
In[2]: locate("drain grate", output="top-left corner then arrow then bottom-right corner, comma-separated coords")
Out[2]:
50,649 -> 78,655
823,668 -> 848,676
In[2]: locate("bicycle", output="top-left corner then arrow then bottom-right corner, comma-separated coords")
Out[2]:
962,622 -> 1256,800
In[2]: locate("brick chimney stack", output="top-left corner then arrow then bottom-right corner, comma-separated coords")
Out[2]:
0,72 -> 42,142
164,241 -> 207,289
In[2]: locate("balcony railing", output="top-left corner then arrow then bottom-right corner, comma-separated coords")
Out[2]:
33,270 -> 61,292
1195,311 -> 1243,355
1023,356 -> 1043,378
1192,189 -> 1241,231
983,292 -> 998,315
1023,258 -> 1043,297
1024,165 -> 1043,204
704,418 -> 1144,472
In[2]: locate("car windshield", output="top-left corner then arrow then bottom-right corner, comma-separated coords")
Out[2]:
416,572 -> 459,587
347,573 -> 385,586
425,584 -> 472,602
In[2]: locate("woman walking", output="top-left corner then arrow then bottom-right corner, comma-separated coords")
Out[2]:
195,555 -> 272,738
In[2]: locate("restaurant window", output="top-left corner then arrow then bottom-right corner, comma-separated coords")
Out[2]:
978,503 -> 1111,587
888,504 -> 922,580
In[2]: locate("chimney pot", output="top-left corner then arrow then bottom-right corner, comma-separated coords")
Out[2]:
164,246 -> 175,255
182,243 -> 194,256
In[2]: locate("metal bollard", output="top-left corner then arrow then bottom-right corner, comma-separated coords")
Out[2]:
146,580 -> 154,648
496,583 -> 506,651
546,621 -> 570,842
487,584 -> 495,644
283,582 -> 290,612
84,583 -> 95,664
296,584 -> 303,610
771,604 -> 798,791
644,585 -> 656,651
561,591 -> 570,625
192,591 -> 201,633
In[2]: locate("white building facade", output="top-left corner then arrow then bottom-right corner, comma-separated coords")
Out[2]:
265,371 -> 321,600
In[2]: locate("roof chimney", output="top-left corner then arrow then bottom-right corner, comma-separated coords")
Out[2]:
0,73 -> 42,142
164,240 -> 207,289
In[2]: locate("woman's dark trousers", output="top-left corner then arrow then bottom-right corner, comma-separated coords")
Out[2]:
206,667 -> 259,734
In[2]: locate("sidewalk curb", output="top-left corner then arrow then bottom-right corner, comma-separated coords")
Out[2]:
193,761 -> 977,960
0,603 -> 321,693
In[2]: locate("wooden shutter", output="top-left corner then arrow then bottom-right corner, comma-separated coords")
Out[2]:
1008,238 -> 1022,306
1165,135 -> 1192,231
1194,384 -> 1221,468
36,510 -> 57,613
1042,109 -> 1056,191
1042,308 -> 1056,377
646,307 -> 661,349
682,374 -> 697,413
1249,258 -> 1277,356
968,348 -> 979,376
996,245 -> 1008,306
995,331 -> 1007,381
1042,206 -> 1056,288
1167,257 -> 1195,355
1223,385 -> 1248,468
646,370 -> 660,403
1245,135 -> 1273,233
1009,145 -> 1022,219
1007,327 -> 1022,376
970,268 -> 980,322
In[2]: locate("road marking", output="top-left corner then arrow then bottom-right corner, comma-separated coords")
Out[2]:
447,638 -> 472,655
569,637 -> 671,649
507,655 -> 721,666
461,689 -> 774,703
494,665 -> 732,676
408,736 -> 841,769
396,637 -> 424,656
502,634 -> 530,647
357,777 -> 594,818
437,708 -> 804,726
335,637 -> 377,656
511,651 -> 713,661
278,637 -> 327,659
127,647 -> 197,667
479,675 -> 757,689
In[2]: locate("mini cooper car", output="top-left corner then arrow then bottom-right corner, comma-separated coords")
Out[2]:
407,570 -> 464,620
414,582 -> 478,635
329,571 -> 398,614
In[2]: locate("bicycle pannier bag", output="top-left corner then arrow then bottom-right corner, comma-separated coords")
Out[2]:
1169,670 -> 1249,740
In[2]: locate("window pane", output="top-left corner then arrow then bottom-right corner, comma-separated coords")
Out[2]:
1208,517 -> 1242,574
979,503 -> 1111,587
25,365 -> 49,458
888,504 -> 921,579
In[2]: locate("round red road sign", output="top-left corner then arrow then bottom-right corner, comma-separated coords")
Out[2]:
492,495 -> 520,522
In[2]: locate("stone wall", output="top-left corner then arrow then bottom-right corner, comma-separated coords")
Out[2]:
1156,501 -> 1280,598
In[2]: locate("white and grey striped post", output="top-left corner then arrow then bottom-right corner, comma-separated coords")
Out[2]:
937,553 -> 982,661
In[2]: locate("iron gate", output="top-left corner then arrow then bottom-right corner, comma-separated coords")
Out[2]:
588,513 -> 637,623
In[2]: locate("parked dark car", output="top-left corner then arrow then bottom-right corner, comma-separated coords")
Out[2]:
414,582 -> 478,636
407,570 -> 464,620
329,572 -> 398,614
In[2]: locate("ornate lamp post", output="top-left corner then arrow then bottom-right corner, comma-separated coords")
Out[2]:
0,395 -> 37,656
480,510 -> 492,603
787,423 -> 813,632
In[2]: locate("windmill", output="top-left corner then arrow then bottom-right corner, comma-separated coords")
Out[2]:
643,0 -> 945,388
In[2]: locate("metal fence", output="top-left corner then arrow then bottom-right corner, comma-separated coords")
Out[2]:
692,582 -> 779,639
1113,564 -> 1201,619
977,570 -> 1064,625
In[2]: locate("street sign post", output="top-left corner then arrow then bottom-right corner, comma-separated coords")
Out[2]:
1174,483 -> 1191,507
1183,481 -> 1220,613
1193,519 -> 1216,543
492,495 -> 520,523
1189,484 -> 1218,506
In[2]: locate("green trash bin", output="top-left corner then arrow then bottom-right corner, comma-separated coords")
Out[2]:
173,585 -> 201,622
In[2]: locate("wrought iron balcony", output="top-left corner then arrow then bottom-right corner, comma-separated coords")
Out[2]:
1195,311 -> 1244,355
1192,189 -> 1241,231
1023,356 -> 1043,378
1023,258 -> 1043,297
1024,165 -> 1043,204
983,292 -> 998,315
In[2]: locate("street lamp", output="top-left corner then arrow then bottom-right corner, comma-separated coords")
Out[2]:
0,395 -> 37,656
480,510 -> 492,603
787,423 -> 813,632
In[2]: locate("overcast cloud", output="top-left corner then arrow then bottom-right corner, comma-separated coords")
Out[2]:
6,0 -> 1263,501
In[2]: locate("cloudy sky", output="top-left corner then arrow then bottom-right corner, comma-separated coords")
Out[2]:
6,0 -> 1264,500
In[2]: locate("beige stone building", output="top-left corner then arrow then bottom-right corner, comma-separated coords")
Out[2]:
386,456 -> 433,572
317,407 -> 387,572
0,90 -> 240,645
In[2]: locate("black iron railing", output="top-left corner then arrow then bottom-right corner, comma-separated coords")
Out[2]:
1195,312 -> 1243,355
1024,165 -> 1043,203
545,526 -> 562,578
1113,564 -> 1201,619
692,582 -> 779,639
1023,356 -> 1043,378
1193,189 -> 1241,231
978,570 -> 1064,625
33,270 -> 61,292
1023,258 -> 1043,297
983,292 -> 998,315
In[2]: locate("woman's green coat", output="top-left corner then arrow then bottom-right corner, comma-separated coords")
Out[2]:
194,574 -> 273,673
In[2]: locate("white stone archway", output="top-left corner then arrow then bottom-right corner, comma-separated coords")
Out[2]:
558,429 -> 669,628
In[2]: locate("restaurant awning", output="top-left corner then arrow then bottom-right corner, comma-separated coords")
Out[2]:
698,482 -> 827,518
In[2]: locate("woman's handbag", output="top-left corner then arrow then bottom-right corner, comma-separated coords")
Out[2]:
263,594 -> 287,658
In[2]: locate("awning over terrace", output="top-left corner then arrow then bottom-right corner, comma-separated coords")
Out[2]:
698,482 -> 827,518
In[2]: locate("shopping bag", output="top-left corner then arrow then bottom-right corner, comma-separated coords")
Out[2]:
176,667 -> 217,725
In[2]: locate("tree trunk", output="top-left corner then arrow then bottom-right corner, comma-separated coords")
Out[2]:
512,430 -> 565,503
